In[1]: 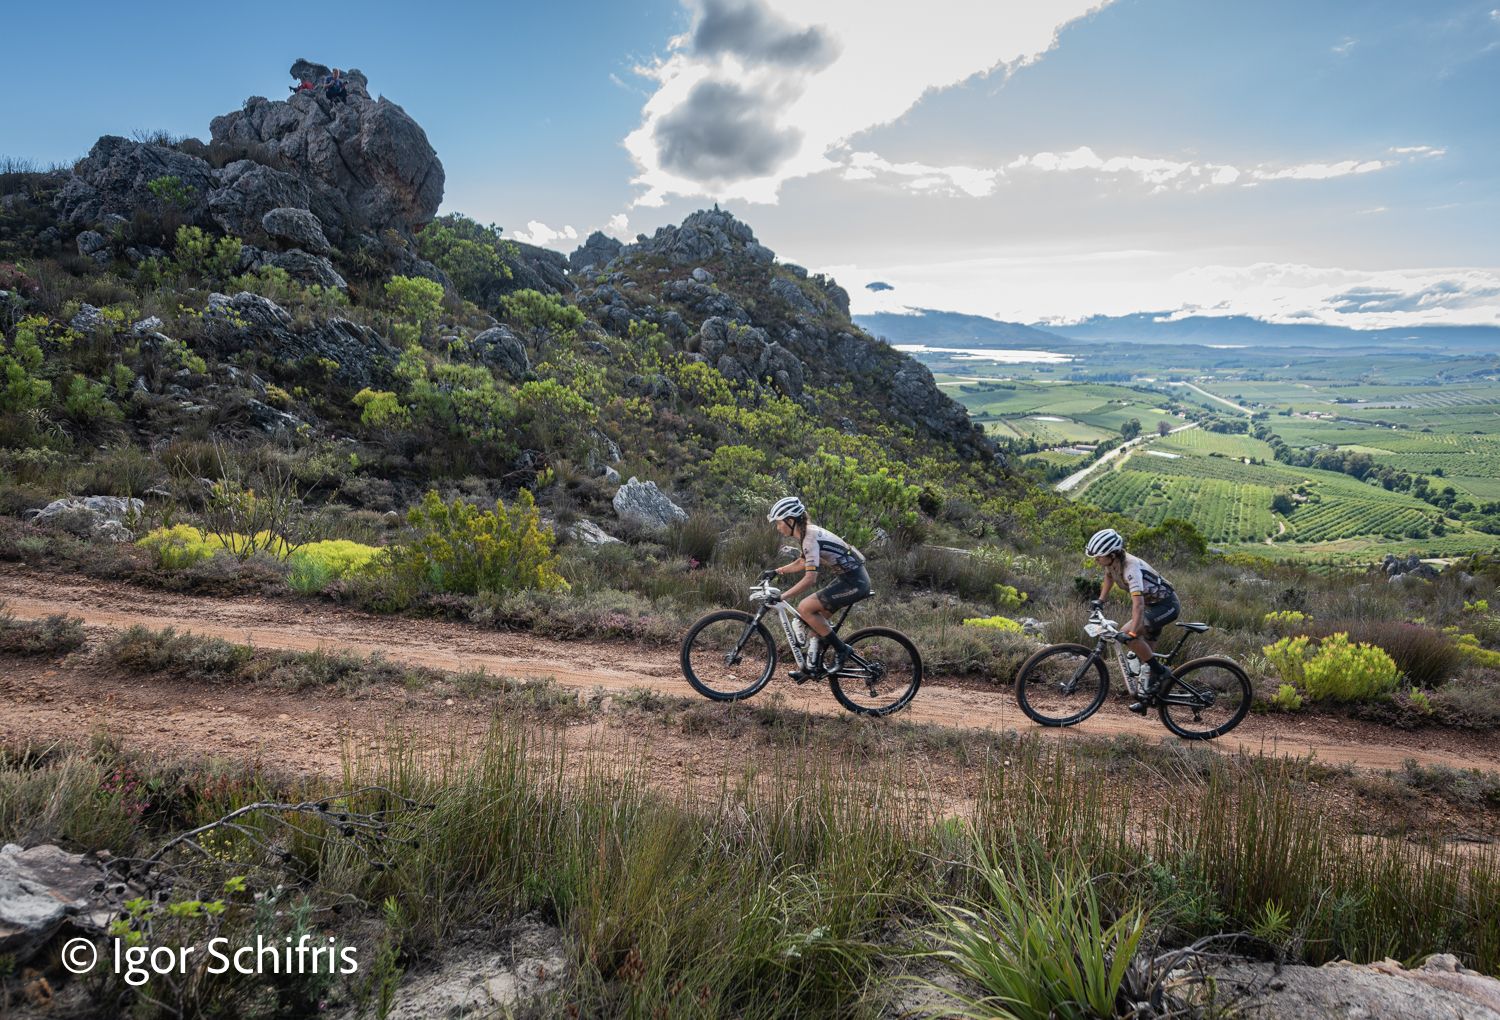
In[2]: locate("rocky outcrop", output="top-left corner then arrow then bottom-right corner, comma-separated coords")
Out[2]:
612,477 -> 688,533
268,249 -> 347,290
691,316 -> 804,397
208,63 -> 443,242
502,242 -> 572,296
200,291 -> 393,388
568,230 -> 623,275
61,62 -> 443,254
56,136 -> 218,228
1385,552 -> 1440,582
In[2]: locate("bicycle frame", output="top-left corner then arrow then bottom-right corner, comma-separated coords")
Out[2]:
1083,609 -> 1198,697
744,578 -> 856,670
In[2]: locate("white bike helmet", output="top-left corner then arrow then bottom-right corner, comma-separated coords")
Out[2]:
767,496 -> 806,522
1085,528 -> 1124,557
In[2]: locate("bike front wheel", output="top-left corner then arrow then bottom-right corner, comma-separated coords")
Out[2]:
1014,643 -> 1109,727
829,627 -> 922,716
1157,656 -> 1252,740
680,610 -> 777,701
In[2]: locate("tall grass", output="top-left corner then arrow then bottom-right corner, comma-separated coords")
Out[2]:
2,714 -> 1497,1015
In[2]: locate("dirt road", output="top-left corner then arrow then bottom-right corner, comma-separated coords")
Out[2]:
3,569 -> 1495,775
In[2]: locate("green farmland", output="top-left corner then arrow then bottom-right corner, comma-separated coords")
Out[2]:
916,347 -> 1500,563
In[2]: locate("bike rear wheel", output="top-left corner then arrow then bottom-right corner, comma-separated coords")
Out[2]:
680,610 -> 776,701
1014,643 -> 1109,727
1157,656 -> 1251,740
829,627 -> 922,716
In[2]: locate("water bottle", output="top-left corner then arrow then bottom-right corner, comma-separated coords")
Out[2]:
792,617 -> 807,645
1124,651 -> 1142,678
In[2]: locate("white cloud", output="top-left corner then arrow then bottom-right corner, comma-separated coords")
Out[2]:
1251,159 -> 1388,180
829,144 -> 1428,196
625,0 -> 1113,205
606,213 -> 631,239
1391,144 -> 1447,157
1332,36 -> 1357,56
835,252 -> 1500,330
511,221 -> 579,247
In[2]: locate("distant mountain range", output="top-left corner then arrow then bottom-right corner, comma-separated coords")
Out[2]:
854,308 -> 1500,353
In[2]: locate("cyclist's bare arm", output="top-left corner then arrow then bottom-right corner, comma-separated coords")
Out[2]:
1099,574 -> 1115,601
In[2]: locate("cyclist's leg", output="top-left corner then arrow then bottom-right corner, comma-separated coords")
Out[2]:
797,594 -> 833,635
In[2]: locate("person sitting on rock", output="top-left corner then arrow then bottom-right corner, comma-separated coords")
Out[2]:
289,77 -> 316,95
322,69 -> 348,104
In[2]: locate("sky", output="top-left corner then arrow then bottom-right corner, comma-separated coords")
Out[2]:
5,0 -> 1498,330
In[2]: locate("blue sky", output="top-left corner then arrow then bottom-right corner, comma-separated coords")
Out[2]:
6,0 -> 1498,328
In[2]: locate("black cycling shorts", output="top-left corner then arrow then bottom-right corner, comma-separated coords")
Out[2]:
1140,594 -> 1181,641
814,565 -> 872,611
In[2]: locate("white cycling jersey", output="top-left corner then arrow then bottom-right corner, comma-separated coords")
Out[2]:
1121,553 -> 1174,602
800,524 -> 865,574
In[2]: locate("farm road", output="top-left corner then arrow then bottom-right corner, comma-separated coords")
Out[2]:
3,570 -> 1496,777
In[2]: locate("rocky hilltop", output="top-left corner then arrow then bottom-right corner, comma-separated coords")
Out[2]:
54,60 -> 443,287
0,60 -> 1001,536
563,209 -> 990,458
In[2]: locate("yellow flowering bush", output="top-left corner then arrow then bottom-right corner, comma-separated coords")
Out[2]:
1265,632 -> 1398,703
962,616 -> 1026,634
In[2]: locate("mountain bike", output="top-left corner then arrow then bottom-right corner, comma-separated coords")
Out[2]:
680,571 -> 922,716
1014,607 -> 1251,740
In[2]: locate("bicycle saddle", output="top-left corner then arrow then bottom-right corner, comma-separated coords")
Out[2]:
1175,621 -> 1210,632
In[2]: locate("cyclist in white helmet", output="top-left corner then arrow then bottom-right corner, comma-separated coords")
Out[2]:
1086,527 -> 1180,712
765,496 -> 870,680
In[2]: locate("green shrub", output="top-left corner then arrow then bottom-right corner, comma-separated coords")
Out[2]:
62,374 -> 121,425
286,540 -> 384,595
146,175 -> 195,208
173,226 -> 242,283
1270,684 -> 1304,712
138,524 -> 221,569
384,275 -> 446,345
498,288 -> 586,333
1465,599 -> 1490,614
415,213 -> 515,305
1408,687 -> 1434,715
1263,609 -> 1309,630
352,388 -> 408,428
1302,633 -> 1400,702
993,583 -> 1029,610
1452,631 -> 1500,669
1262,635 -> 1309,688
378,490 -> 567,600
788,453 -> 919,550
0,316 -> 53,413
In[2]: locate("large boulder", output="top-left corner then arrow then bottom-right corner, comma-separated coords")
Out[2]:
472,325 -> 529,380
208,61 -> 444,242
269,249 -> 347,290
56,135 -> 217,228
261,207 -> 332,255
207,160 -> 313,239
612,477 -> 688,534
1203,955 -> 1500,1019
24,496 -> 143,543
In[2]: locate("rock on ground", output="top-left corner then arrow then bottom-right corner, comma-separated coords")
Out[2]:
612,477 -> 688,533
24,496 -> 144,543
1200,955 -> 1500,1019
0,844 -> 112,963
